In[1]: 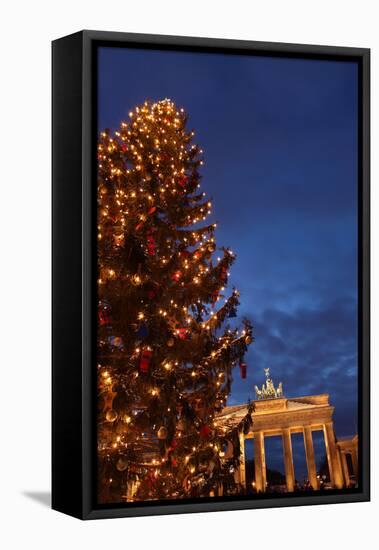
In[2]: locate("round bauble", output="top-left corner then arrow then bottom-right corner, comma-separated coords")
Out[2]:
131,274 -> 142,286
157,426 -> 168,440
245,335 -> 252,345
116,457 -> 128,471
167,338 -> 175,347
105,409 -> 118,422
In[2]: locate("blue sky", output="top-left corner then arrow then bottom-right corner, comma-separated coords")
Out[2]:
98,46 -> 358,478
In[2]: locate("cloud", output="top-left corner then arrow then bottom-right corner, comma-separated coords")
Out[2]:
231,296 -> 357,437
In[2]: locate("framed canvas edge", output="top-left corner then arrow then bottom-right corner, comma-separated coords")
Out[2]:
69,30 -> 370,520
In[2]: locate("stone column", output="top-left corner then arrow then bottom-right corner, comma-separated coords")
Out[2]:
303,426 -> 318,490
238,431 -> 246,489
351,449 -> 359,480
340,451 -> 350,487
282,428 -> 295,492
254,431 -> 266,492
323,422 -> 344,489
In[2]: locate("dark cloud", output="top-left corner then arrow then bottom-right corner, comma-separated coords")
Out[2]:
231,297 -> 357,437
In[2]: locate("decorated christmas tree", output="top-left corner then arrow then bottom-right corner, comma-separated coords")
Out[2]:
97,99 -> 253,503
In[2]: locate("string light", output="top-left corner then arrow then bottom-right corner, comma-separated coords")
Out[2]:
96,98 -> 253,502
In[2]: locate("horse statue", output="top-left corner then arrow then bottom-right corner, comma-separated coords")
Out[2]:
254,385 -> 264,399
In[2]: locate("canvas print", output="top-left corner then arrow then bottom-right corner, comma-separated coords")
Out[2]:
96,47 -> 359,505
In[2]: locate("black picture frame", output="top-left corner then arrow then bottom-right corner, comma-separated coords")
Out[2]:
52,30 -> 370,520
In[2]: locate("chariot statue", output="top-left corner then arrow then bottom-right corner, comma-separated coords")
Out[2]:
254,368 -> 283,400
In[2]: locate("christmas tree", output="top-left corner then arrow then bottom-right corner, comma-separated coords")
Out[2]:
97,99 -> 253,503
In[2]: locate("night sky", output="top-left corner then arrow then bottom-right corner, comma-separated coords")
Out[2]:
98,46 -> 358,480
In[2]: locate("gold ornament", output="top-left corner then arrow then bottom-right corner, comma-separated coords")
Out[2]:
116,457 -> 128,471
105,409 -> 118,422
157,426 -> 168,439
245,335 -> 252,345
167,337 -> 175,347
131,274 -> 142,286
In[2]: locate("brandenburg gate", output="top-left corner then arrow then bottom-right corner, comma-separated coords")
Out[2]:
216,369 -> 358,492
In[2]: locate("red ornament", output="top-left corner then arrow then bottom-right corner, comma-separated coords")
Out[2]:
121,144 -> 128,152
147,232 -> 156,256
211,290 -> 219,307
220,266 -> 228,281
147,206 -> 157,216
180,250 -> 191,259
239,362 -> 247,379
178,175 -> 189,188
200,424 -> 211,439
177,328 -> 189,340
98,302 -> 111,326
139,348 -> 152,373
171,270 -> 182,282
135,221 -> 144,232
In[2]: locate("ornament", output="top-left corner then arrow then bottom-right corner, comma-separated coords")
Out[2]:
147,206 -> 157,216
108,336 -> 124,349
121,144 -> 128,152
240,362 -> 247,379
147,231 -> 156,256
135,322 -> 148,340
139,348 -> 152,373
177,328 -> 189,340
178,175 -> 189,188
113,233 -> 124,247
245,335 -> 253,345
145,282 -> 159,299
157,426 -> 168,440
211,290 -> 219,306
200,424 -> 211,439
167,338 -> 175,347
116,456 -> 128,471
171,270 -> 182,282
98,301 -> 111,326
131,274 -> 142,286
105,409 -> 118,422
